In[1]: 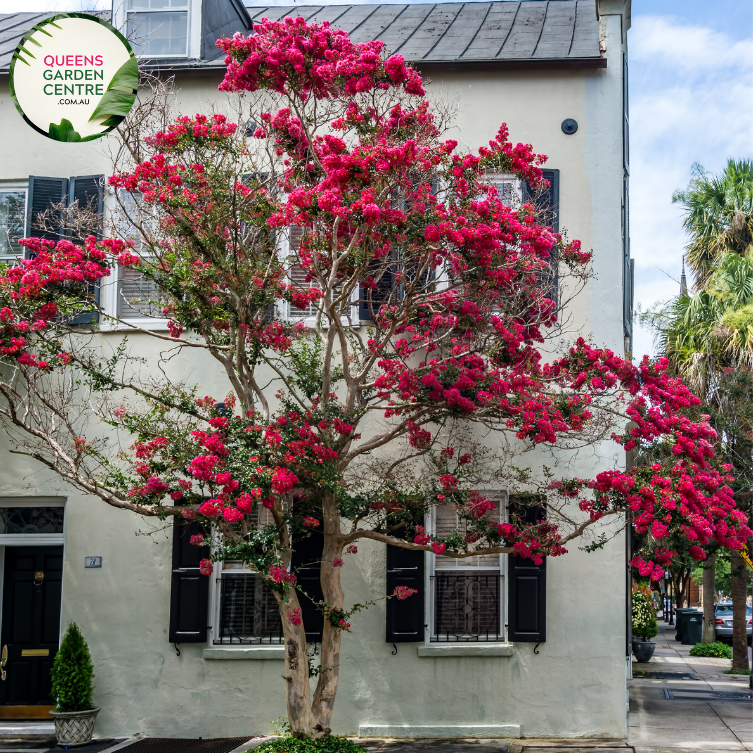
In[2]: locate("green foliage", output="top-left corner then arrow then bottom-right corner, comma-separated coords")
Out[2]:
89,56 -> 138,125
690,641 -> 732,658
724,668 -> 752,675
693,548 -> 732,597
672,159 -> 753,287
632,591 -> 659,641
50,622 -> 95,712
257,735 -> 366,753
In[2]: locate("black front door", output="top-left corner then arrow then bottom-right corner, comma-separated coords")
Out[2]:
0,547 -> 63,706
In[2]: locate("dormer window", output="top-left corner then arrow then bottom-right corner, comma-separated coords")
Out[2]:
126,0 -> 189,58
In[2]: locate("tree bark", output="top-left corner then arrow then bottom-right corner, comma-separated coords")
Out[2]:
277,591 -> 315,736
310,496 -> 345,737
730,550 -> 750,671
702,551 -> 716,643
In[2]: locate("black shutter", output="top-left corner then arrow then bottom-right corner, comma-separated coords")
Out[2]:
68,175 -> 104,238
67,176 -> 105,325
359,262 -> 394,321
26,176 -> 69,250
386,540 -> 425,642
523,169 -> 559,305
507,500 -> 547,643
291,533 -> 324,642
169,519 -> 210,643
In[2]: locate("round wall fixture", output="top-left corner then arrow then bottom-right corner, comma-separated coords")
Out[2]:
561,118 -> 578,135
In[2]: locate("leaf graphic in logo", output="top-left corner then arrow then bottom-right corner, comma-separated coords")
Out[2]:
48,119 -> 101,142
89,56 -> 138,124
49,118 -> 82,142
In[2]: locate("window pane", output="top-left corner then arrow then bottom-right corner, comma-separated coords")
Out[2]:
0,191 -> 26,262
128,0 -> 187,9
118,265 -> 164,319
0,507 -> 64,534
217,573 -> 283,644
432,572 -> 501,642
127,10 -> 188,56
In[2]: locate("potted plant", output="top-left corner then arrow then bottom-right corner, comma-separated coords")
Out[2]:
50,622 -> 99,746
632,584 -> 659,662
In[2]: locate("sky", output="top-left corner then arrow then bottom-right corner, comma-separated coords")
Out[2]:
2,0 -> 752,360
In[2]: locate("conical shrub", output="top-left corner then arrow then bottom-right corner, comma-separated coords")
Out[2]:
50,622 -> 94,712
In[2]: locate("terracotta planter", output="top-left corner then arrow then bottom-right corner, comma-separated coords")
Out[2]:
50,707 -> 100,747
632,641 -> 656,663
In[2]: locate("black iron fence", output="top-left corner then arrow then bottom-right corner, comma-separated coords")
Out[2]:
431,572 -> 502,642
216,572 -> 284,644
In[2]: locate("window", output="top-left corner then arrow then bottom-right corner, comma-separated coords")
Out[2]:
109,190 -> 166,323
284,226 -> 355,323
214,562 -> 283,644
486,173 -> 523,209
0,507 -> 64,534
429,496 -> 504,642
211,506 -> 284,645
0,187 -> 26,264
127,0 -> 189,58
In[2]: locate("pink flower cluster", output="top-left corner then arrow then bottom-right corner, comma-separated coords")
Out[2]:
217,17 -> 424,101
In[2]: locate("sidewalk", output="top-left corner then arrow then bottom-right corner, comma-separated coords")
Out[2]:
628,621 -> 753,752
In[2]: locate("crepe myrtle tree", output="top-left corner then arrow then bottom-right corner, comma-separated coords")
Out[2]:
1,17 -> 751,737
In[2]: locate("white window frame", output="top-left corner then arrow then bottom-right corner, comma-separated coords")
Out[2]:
113,0 -> 201,59
280,227 -> 359,328
485,172 -> 523,209
210,560 -> 285,646
426,492 -> 507,644
101,188 -> 169,332
0,181 -> 28,266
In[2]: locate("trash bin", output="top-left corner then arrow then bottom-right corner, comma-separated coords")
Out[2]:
675,608 -> 697,642
685,612 -> 703,645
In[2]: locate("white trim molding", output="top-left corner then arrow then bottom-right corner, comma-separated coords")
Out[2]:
417,643 -> 514,658
358,724 -> 521,739
203,646 -> 284,660
0,534 -> 65,546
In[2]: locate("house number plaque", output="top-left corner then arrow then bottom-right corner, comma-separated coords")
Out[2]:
84,556 -> 102,568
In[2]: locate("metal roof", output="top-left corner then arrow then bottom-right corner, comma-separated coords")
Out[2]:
0,1 -> 603,74
242,1 -> 603,65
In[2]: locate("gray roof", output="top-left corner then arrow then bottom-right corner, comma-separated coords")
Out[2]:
0,12 -> 62,74
0,1 -> 603,74
242,1 -> 603,65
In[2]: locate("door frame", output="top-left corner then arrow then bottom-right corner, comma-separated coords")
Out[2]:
0,498 -> 66,718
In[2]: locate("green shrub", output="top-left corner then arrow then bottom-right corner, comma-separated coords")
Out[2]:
689,641 -> 732,659
631,591 -> 658,640
257,736 -> 366,753
50,622 -> 94,712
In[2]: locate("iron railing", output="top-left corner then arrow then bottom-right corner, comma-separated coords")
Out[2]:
431,572 -> 502,642
216,573 -> 283,644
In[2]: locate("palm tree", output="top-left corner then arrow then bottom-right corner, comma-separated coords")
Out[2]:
643,252 -> 753,397
673,159 -> 753,288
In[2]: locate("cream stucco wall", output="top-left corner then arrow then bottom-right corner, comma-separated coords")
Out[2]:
0,7 -> 630,741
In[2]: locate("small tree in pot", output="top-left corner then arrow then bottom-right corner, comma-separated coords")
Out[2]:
632,584 -> 659,662
50,622 -> 99,747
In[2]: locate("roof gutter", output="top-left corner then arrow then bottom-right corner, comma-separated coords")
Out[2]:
414,57 -> 607,72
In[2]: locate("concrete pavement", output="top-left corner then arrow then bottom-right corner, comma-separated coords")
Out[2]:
628,622 -> 752,752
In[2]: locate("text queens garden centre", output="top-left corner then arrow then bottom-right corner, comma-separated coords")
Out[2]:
43,55 -> 107,103
10,15 -> 137,142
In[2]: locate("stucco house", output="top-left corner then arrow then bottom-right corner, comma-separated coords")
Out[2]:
0,0 -> 633,741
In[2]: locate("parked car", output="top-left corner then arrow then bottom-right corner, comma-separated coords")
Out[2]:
714,605 -> 753,643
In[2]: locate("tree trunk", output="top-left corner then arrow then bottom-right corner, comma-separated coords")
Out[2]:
702,551 -> 716,643
277,591 -> 315,736
730,550 -> 750,672
673,568 -> 688,610
310,498 -> 344,737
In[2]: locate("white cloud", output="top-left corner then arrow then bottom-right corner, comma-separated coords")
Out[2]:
631,15 -> 753,72
0,0 -> 109,10
629,14 -> 753,359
